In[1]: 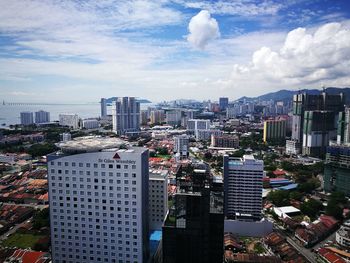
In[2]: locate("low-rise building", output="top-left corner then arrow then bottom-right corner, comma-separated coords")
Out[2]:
336,220 -> 350,248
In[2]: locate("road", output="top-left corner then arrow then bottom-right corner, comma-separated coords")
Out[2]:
285,235 -> 317,263
274,225 -> 317,263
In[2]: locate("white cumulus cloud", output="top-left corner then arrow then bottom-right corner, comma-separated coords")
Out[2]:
187,10 -> 220,49
231,22 -> 350,88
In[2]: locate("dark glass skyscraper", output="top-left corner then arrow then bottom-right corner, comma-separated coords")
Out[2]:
162,163 -> 224,263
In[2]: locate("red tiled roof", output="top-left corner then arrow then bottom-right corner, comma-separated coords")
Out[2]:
318,248 -> 346,263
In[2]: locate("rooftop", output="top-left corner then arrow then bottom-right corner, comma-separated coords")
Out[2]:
56,136 -> 127,153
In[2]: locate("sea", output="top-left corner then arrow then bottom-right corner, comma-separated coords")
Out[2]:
0,103 -> 153,127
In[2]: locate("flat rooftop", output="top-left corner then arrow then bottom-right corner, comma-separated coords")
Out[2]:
57,136 -> 128,153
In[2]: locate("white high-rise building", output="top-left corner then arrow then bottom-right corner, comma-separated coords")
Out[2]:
173,134 -> 189,158
223,155 -> 263,221
187,119 -> 210,132
20,111 -> 34,125
344,107 -> 350,144
48,136 -> 149,263
82,119 -> 99,129
35,110 -> 50,123
195,129 -> 223,141
112,97 -> 140,135
101,98 -> 107,118
149,170 -> 168,231
59,114 -> 80,129
166,110 -> 181,126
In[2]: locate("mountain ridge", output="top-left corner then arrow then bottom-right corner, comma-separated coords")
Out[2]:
238,87 -> 350,103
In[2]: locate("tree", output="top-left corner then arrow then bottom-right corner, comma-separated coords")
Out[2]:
32,208 -> 50,230
289,191 -> 303,201
326,201 -> 343,220
27,143 -> 58,157
157,147 -> 168,155
204,152 -> 212,160
267,190 -> 290,206
300,199 -> 323,219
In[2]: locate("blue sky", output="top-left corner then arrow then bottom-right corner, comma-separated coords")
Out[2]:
0,0 -> 350,102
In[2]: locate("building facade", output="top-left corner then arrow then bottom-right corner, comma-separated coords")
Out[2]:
173,135 -> 189,159
112,97 -> 140,135
162,163 -> 224,263
187,119 -> 210,132
149,170 -> 168,231
223,155 -> 263,221
47,137 -> 149,263
263,119 -> 286,143
101,98 -> 107,118
150,110 -> 165,125
35,110 -> 50,124
219,97 -> 229,111
59,114 -> 80,129
82,119 -> 99,129
211,134 -> 239,148
196,129 -> 222,141
20,112 -> 34,126
324,144 -> 350,196
336,220 -> 350,248
286,91 -> 345,157
166,111 -> 181,126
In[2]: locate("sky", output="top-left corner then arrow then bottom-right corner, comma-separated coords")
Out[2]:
0,0 -> 350,103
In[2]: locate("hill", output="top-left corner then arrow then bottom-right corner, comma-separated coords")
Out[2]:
238,87 -> 350,104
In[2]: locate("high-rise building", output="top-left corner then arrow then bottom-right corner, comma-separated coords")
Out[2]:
47,137 -> 149,263
286,91 -> 345,157
211,134 -> 239,148
344,107 -> 350,144
196,129 -> 223,141
140,110 -> 148,125
150,110 -> 165,125
263,119 -> 287,143
223,155 -> 263,221
173,134 -> 189,158
20,111 -> 34,126
166,111 -> 181,126
59,114 -> 80,129
149,170 -> 168,231
187,119 -> 210,133
112,97 -> 140,135
219,97 -> 229,111
100,98 -> 107,118
82,119 -> 99,129
181,110 -> 195,128
162,163 -> 224,263
35,110 -> 50,124
324,144 -> 350,196
303,111 -> 337,157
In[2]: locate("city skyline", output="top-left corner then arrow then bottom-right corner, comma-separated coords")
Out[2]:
1,0 -> 350,103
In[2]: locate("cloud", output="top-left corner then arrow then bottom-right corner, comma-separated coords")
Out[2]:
230,22 -> 350,89
176,0 -> 282,16
187,10 -> 220,49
